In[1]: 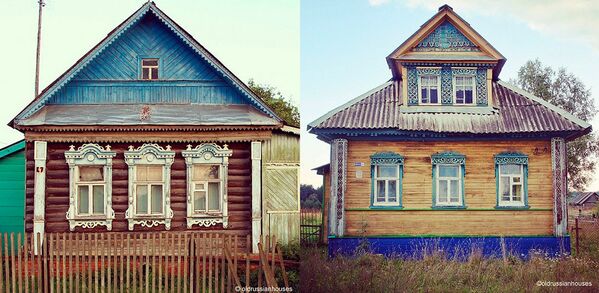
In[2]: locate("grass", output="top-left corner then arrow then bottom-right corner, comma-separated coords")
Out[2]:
301,224 -> 599,293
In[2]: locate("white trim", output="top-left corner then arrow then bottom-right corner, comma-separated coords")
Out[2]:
498,80 -> 591,129
497,164 -> 525,207
33,141 -> 47,254
435,164 -> 462,206
182,143 -> 232,228
65,144 -> 117,231
124,144 -> 175,230
372,164 -> 400,206
251,141 -> 262,253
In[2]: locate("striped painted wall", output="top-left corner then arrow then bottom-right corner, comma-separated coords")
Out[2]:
47,13 -> 248,105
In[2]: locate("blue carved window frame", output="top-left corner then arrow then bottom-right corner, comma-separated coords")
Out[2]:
494,152 -> 529,209
416,68 -> 441,105
431,151 -> 466,209
370,152 -> 404,210
138,56 -> 163,80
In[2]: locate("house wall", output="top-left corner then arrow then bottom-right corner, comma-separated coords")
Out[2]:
323,172 -> 330,243
0,150 -> 25,234
343,139 -> 554,236
25,141 -> 252,237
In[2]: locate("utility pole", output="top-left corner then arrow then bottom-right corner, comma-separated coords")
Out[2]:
34,0 -> 45,97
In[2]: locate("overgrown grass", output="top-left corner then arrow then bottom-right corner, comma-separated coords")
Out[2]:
301,246 -> 599,292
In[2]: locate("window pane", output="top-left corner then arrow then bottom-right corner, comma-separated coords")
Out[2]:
137,165 -> 163,182
92,185 -> 104,214
500,177 -> 510,201
194,191 -> 206,212
78,186 -> 89,214
79,166 -> 104,182
430,88 -> 438,103
438,180 -> 448,202
142,59 -> 158,66
376,180 -> 385,202
465,89 -> 473,104
151,68 -> 158,79
450,180 -> 459,202
439,165 -> 458,177
421,88 -> 428,103
193,165 -> 220,180
142,68 -> 149,80
377,165 -> 397,178
136,185 -> 148,214
456,90 -> 464,103
512,184 -> 522,202
195,183 -> 206,191
500,164 -> 521,175
151,185 -> 163,214
208,182 -> 220,211
388,180 -> 397,202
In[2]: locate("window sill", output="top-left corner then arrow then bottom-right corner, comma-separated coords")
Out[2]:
187,215 -> 227,228
494,205 -> 530,210
368,205 -> 403,210
431,205 -> 467,210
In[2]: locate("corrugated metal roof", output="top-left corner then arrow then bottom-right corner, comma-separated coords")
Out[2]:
16,104 -> 279,126
309,80 -> 591,136
571,192 -> 599,205
0,140 -> 25,159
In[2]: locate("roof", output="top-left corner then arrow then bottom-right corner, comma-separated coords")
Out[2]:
571,192 -> 599,205
308,80 -> 592,139
16,104 -> 280,127
386,5 -> 506,80
0,140 -> 25,160
312,163 -> 330,175
11,1 -> 282,127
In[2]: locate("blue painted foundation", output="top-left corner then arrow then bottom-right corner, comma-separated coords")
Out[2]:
328,236 -> 571,259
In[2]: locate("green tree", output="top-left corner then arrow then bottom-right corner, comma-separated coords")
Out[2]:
514,59 -> 599,190
248,79 -> 299,127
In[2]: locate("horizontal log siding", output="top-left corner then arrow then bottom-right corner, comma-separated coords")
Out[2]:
25,142 -> 252,236
344,140 -> 553,236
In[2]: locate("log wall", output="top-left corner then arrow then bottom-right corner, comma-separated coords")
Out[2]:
25,141 -> 252,236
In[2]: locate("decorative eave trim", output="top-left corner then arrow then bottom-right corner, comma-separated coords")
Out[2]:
181,143 -> 233,159
16,125 -> 280,133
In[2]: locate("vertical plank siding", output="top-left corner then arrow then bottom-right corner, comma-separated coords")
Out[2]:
343,140 -> 555,236
25,142 -> 252,240
0,148 -> 25,235
0,232 -> 287,292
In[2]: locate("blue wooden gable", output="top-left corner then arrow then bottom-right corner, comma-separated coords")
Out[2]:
14,2 -> 280,121
412,20 -> 479,52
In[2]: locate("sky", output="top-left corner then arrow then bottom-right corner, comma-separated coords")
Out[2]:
301,0 -> 599,191
0,0 -> 300,144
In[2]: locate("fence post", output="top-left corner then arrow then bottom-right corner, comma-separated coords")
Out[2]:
575,217 -> 580,254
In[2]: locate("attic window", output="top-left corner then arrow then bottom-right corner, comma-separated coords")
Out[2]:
454,76 -> 475,104
141,59 -> 159,80
419,75 -> 440,104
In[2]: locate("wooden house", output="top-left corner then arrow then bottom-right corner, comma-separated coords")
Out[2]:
9,2 -> 300,252
570,192 -> 599,216
0,140 -> 26,234
309,5 -> 592,257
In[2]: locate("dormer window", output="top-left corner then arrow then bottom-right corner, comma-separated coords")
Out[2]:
419,75 -> 440,104
454,75 -> 475,105
141,58 -> 159,80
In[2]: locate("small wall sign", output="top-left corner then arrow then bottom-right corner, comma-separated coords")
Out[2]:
354,162 -> 364,167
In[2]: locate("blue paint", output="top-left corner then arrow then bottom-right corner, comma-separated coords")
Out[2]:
414,21 -> 479,52
328,236 -> 571,259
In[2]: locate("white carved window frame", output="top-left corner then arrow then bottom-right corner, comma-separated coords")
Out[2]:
65,144 -> 116,231
124,144 -> 175,230
182,143 -> 232,228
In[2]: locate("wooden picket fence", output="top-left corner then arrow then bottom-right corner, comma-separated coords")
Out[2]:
0,232 -> 289,293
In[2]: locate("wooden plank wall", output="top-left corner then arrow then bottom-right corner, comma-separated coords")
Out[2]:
25,142 -> 252,237
344,140 -> 554,236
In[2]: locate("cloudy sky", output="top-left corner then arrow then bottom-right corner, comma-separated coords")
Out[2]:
0,0 -> 299,144
301,0 -> 599,191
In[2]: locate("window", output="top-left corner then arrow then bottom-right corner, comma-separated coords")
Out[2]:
431,152 -> 466,208
141,58 -> 159,80
454,76 -> 475,104
124,144 -> 175,230
65,144 -> 116,231
182,143 -> 232,228
419,75 -> 440,104
135,165 -> 164,215
495,153 -> 529,208
370,152 -> 403,208
76,166 -> 105,216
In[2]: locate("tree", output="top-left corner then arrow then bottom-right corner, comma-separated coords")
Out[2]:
514,59 -> 599,190
248,79 -> 300,127
300,184 -> 324,209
